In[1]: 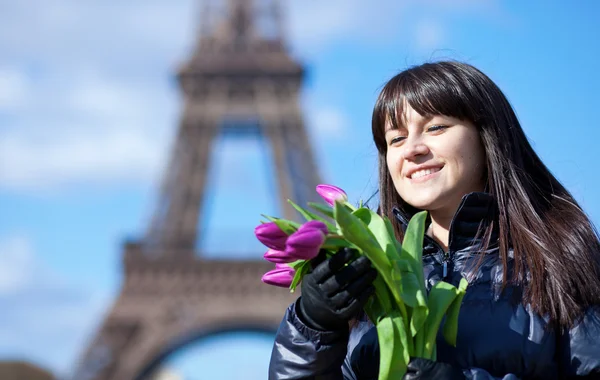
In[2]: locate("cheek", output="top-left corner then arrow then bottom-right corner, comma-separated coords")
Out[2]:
386,150 -> 402,178
461,138 -> 486,178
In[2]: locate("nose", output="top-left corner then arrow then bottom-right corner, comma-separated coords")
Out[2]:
401,135 -> 430,160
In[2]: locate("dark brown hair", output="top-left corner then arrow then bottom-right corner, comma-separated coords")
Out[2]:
371,60 -> 600,327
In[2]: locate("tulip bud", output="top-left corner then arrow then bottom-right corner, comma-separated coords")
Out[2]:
275,263 -> 292,270
263,249 -> 295,263
297,220 -> 329,236
286,228 -> 325,260
254,222 -> 288,250
261,267 -> 295,287
316,184 -> 348,206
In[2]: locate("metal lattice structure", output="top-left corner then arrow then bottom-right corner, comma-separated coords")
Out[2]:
73,1 -> 322,378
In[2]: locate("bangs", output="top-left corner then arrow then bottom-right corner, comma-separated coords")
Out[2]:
372,62 -> 482,153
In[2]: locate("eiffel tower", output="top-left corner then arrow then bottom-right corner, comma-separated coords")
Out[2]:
73,0 -> 323,378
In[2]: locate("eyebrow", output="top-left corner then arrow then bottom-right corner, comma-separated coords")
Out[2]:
384,114 -> 435,133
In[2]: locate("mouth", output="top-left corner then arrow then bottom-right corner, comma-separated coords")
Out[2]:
407,166 -> 443,181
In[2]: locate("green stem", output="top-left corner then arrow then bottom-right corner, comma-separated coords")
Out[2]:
414,330 -> 425,358
342,201 -> 357,212
372,277 -> 393,314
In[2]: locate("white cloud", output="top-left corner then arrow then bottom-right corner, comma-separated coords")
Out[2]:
0,127 -> 166,192
0,67 -> 29,111
286,0 -> 507,54
309,107 -> 349,139
0,234 -> 36,295
414,18 -> 446,51
0,66 -> 177,193
0,233 -> 110,377
0,0 -> 512,195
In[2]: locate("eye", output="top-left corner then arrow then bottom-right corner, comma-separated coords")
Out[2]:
388,135 -> 406,145
427,124 -> 448,132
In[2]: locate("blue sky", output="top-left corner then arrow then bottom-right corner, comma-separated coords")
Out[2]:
1,0 -> 599,378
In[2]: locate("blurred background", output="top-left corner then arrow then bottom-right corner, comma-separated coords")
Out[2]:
1,0 -> 599,379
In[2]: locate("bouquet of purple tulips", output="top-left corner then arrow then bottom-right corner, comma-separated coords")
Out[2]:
255,184 -> 468,379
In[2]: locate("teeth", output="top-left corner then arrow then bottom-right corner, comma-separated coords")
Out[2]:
411,168 -> 439,179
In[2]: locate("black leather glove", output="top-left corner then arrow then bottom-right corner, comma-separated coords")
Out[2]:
297,248 -> 378,331
403,358 -> 465,380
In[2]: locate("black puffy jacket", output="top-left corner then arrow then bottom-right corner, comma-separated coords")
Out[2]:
268,192 -> 600,379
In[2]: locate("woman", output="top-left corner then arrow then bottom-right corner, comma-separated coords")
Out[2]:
268,61 -> 600,379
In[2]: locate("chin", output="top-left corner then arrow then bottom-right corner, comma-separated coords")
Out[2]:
401,197 -> 437,211
400,190 -> 447,212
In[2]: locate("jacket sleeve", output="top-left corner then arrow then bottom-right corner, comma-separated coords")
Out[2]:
462,368 -> 520,379
559,305 -> 600,378
268,300 -> 351,380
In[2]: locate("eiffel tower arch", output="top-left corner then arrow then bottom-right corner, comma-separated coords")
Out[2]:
72,0 -> 324,379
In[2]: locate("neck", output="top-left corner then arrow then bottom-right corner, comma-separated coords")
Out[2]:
426,212 -> 453,252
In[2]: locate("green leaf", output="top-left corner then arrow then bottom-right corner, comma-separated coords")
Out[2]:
287,260 -> 305,270
363,290 -> 385,324
442,277 -> 469,347
376,316 -> 395,380
333,202 -> 391,276
396,211 -> 429,339
399,211 -> 428,337
400,210 -> 428,294
287,199 -> 336,231
391,260 -> 414,306
392,313 -> 411,370
371,276 -> 393,314
289,260 -> 311,293
322,235 -> 354,250
362,275 -> 396,327
260,214 -> 300,235
391,260 -> 429,338
409,292 -> 429,338
376,312 -> 409,380
422,281 -> 459,359
332,202 -> 414,334
384,217 -> 403,253
353,208 -> 402,262
307,202 -> 334,219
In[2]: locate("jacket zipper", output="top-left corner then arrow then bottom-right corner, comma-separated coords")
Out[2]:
393,200 -> 467,282
442,252 -> 450,278
423,234 -> 452,280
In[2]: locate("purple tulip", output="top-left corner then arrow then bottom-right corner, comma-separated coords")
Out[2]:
285,228 -> 325,260
316,184 -> 348,206
275,263 -> 292,270
254,222 -> 288,250
298,220 -> 329,236
263,249 -> 296,263
262,266 -> 295,287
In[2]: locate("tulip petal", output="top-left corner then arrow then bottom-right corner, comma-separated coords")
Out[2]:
254,222 -> 289,250
298,220 -> 329,236
286,229 -> 325,260
261,268 -> 295,287
264,249 -> 296,263
316,184 -> 348,206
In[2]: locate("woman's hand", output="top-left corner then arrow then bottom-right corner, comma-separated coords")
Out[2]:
297,248 -> 377,331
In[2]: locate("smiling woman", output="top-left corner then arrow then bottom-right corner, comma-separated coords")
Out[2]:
383,109 -> 486,250
267,60 -> 600,380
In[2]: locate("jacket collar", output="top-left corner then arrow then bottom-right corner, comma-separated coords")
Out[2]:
392,192 -> 500,253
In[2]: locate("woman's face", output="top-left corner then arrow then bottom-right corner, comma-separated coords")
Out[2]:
385,103 -> 486,217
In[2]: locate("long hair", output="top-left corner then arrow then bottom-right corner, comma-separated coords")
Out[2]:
371,60 -> 600,328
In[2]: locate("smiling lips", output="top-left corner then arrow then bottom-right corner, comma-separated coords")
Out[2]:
407,166 -> 443,180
